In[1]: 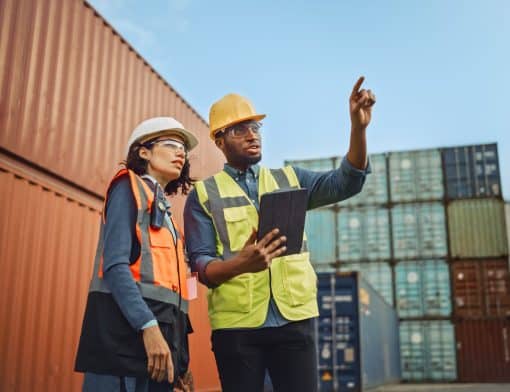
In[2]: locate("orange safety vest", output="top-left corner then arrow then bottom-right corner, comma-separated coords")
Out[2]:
75,169 -> 191,377
89,168 -> 190,310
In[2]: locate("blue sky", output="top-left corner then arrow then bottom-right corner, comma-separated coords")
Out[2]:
89,0 -> 509,199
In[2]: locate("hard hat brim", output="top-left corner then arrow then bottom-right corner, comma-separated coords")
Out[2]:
210,113 -> 266,139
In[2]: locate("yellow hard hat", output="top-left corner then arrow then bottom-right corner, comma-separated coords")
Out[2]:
209,93 -> 266,140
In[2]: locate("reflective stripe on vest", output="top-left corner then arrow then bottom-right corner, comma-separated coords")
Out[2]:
195,166 -> 318,329
89,169 -> 189,313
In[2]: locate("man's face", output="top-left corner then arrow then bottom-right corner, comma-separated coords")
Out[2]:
215,121 -> 262,169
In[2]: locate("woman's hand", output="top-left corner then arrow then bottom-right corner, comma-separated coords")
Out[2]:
142,325 -> 174,383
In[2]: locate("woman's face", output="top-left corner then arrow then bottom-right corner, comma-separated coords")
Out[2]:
139,134 -> 187,185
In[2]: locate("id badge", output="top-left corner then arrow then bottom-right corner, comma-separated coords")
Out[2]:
186,272 -> 198,300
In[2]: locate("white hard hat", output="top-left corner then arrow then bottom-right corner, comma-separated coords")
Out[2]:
125,116 -> 199,156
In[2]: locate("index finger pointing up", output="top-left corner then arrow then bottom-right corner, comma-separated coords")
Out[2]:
350,76 -> 365,98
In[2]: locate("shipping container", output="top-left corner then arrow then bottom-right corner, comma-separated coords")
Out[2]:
451,259 -> 510,318
0,0 -> 223,197
389,149 -> 444,202
442,144 -> 502,199
339,262 -> 394,306
0,154 -> 222,391
316,272 -> 400,391
395,260 -> 451,318
305,207 -> 337,266
392,203 -> 447,259
447,199 -> 508,258
399,320 -> 457,381
339,154 -> 388,207
285,156 -> 336,172
455,319 -> 510,382
337,207 -> 391,262
0,157 -> 101,392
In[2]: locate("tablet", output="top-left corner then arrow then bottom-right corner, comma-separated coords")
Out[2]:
257,188 -> 308,256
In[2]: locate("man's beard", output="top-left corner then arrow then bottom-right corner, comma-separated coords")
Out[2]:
224,139 -> 262,168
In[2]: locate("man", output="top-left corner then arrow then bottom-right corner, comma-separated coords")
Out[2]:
184,77 -> 375,392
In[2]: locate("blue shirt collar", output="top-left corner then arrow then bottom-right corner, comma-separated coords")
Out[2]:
223,163 -> 260,179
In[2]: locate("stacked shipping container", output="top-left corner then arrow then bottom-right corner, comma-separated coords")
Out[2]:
0,0 -> 224,390
315,272 -> 400,391
286,142 -> 510,383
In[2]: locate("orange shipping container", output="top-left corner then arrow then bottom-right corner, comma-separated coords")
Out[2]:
0,153 -> 222,391
0,0 -> 221,197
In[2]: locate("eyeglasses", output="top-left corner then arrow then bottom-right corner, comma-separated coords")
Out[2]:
216,121 -> 262,138
144,138 -> 188,155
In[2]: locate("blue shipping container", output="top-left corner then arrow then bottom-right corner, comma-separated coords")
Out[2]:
442,143 -> 501,199
399,320 -> 457,382
305,207 -> 337,266
316,272 -> 401,391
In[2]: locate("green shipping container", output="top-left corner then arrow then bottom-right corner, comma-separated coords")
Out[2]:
389,149 -> 444,202
285,157 -> 335,171
399,320 -> 457,382
339,153 -> 388,207
395,260 -> 451,318
392,203 -> 448,259
337,207 -> 391,262
339,262 -> 394,305
448,199 -> 508,258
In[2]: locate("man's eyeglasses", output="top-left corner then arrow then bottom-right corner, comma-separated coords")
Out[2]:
144,138 -> 188,155
216,121 -> 262,139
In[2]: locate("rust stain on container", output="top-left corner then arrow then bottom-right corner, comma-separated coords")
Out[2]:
0,0 -> 223,197
455,319 -> 510,382
451,259 -> 510,318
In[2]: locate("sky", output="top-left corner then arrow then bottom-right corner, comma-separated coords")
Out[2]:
88,0 -> 509,199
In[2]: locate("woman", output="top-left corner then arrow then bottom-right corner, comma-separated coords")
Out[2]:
75,117 -> 198,391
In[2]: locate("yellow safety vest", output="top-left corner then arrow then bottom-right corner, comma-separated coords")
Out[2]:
195,166 -> 318,330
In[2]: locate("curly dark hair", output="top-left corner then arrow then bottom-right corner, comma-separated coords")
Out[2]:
124,141 -> 195,195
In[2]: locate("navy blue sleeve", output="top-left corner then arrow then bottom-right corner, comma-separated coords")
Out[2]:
293,156 -> 372,210
102,177 -> 155,330
183,188 -> 218,288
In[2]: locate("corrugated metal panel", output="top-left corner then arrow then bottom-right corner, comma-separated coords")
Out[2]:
306,207 -> 336,266
0,159 -> 101,391
389,149 -> 444,202
451,259 -> 510,318
447,199 -> 508,258
0,154 -> 222,392
337,207 -> 391,262
339,262 -> 393,306
395,260 -> 451,318
340,154 -> 388,207
443,143 -> 502,199
285,157 -> 336,171
316,272 -> 400,391
455,319 -> 510,382
0,0 -> 222,197
399,320 -> 457,381
392,202 -> 447,259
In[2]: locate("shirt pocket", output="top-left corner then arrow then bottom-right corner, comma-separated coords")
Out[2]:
280,252 -> 317,307
223,207 -> 250,252
149,226 -> 174,248
210,274 -> 253,313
